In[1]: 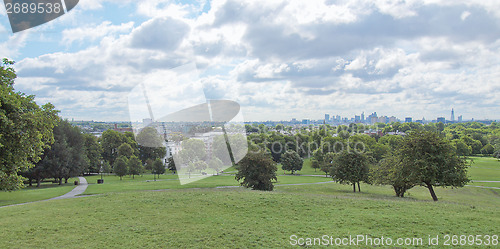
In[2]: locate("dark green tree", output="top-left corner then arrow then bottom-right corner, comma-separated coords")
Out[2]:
113,156 -> 128,180
152,158 -> 166,179
167,157 -> 176,173
281,150 -> 303,174
128,155 -> 143,179
330,151 -> 371,192
235,151 -> 277,191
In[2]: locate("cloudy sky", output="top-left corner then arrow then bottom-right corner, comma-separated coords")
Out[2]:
1,0 -> 500,122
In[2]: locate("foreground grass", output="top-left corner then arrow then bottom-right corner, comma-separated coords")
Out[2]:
0,178 -> 79,207
0,185 -> 498,248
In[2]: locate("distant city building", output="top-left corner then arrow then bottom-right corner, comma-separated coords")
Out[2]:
355,115 -> 361,123
437,117 -> 446,123
325,114 -> 330,123
379,116 -> 387,124
302,119 -> 310,125
458,115 -> 463,122
451,108 -> 455,121
389,116 -> 398,123
143,118 -> 152,126
361,112 -> 365,122
405,117 -> 412,123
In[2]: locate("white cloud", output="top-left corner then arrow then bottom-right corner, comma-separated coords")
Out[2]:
61,21 -> 134,46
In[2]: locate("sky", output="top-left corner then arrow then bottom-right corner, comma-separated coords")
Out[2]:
1,0 -> 500,122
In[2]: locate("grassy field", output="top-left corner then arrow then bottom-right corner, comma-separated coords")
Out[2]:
468,157 -> 500,181
0,157 -> 498,248
0,185 -> 498,248
0,178 -> 79,207
83,173 -> 331,195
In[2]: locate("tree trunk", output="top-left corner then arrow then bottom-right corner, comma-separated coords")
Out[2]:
357,182 -> 361,192
353,183 -> 356,192
36,179 -> 41,187
65,178 -> 68,184
28,179 -> 32,187
426,183 -> 438,201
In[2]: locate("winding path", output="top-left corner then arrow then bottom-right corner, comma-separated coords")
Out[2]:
0,176 -> 88,208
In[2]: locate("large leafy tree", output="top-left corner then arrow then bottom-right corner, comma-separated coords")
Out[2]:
83,133 -> 103,174
235,151 -> 277,191
31,119 -> 86,185
399,130 -> 469,201
330,151 -> 371,192
0,59 -> 59,190
113,156 -> 128,180
281,150 -> 303,174
136,126 -> 166,164
128,155 -> 143,179
151,158 -> 166,179
371,155 -> 415,197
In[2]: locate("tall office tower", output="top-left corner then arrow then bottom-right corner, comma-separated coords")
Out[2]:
451,108 -> 455,121
325,114 -> 330,123
458,115 -> 463,122
361,112 -> 365,122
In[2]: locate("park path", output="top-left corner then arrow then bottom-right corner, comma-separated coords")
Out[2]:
49,176 -> 88,200
0,176 -> 88,209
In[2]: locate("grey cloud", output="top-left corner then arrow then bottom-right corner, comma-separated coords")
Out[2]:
130,17 -> 190,51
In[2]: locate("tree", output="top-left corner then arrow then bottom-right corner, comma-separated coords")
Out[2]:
152,158 -> 166,179
281,150 -> 303,174
100,130 -> 125,166
144,159 -> 154,171
330,151 -> 371,192
371,156 -> 415,197
453,140 -> 472,156
118,143 -> 134,158
137,127 -> 166,164
194,160 -> 208,172
399,130 -> 469,201
310,159 -> 321,172
128,155 -> 143,179
113,156 -> 128,180
235,151 -> 277,191
208,157 -> 223,175
0,59 -> 59,190
83,134 -> 103,174
480,144 -> 495,155
29,119 -> 86,185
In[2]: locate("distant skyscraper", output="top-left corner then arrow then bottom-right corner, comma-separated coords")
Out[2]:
437,117 -> 446,123
458,115 -> 463,122
361,112 -> 365,122
355,115 -> 361,123
451,108 -> 455,121
405,117 -> 412,123
325,114 -> 330,123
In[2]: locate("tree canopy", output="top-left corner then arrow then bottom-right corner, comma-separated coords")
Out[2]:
0,59 -> 59,190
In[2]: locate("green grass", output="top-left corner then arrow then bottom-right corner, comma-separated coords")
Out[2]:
0,185 -> 498,248
468,157 -> 500,181
83,173 -> 331,195
1,157 -> 499,248
0,178 -> 79,207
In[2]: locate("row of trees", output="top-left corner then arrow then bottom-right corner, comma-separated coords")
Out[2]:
307,130 -> 468,201
238,129 -> 470,201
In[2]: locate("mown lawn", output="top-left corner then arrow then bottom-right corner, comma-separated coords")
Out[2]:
83,173 -> 331,195
468,157 -> 500,181
0,185 -> 498,248
0,178 -> 79,207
